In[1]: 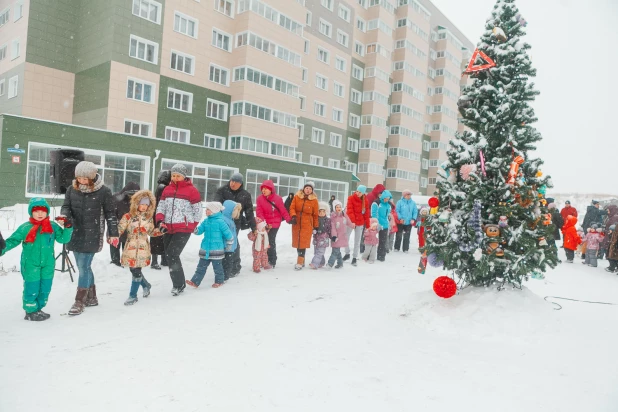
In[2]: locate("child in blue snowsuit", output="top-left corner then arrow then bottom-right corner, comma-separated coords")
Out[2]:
186,202 -> 234,288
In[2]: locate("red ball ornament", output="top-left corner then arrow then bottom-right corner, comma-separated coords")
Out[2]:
428,197 -> 440,208
433,276 -> 457,299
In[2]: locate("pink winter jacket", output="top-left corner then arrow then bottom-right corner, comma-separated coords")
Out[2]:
584,232 -> 602,250
330,211 -> 354,248
363,228 -> 379,246
255,180 -> 291,229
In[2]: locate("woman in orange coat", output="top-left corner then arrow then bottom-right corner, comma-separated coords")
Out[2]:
289,182 -> 319,270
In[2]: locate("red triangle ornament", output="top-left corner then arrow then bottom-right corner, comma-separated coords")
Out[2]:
464,49 -> 496,74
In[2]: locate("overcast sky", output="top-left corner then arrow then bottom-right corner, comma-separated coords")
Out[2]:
429,0 -> 617,195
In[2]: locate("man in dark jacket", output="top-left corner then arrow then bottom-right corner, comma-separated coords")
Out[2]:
214,173 -> 255,276
328,195 -> 336,212
110,182 -> 140,266
582,200 -> 606,234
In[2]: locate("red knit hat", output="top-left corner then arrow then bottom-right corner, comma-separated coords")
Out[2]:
31,206 -> 48,214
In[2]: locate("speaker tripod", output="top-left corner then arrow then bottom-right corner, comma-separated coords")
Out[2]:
55,244 -> 75,282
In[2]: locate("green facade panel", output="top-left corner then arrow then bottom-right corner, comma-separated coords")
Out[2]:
26,0 -> 79,72
156,76 -> 231,145
74,0 -> 115,73
73,62 -> 111,115
0,115 -> 353,207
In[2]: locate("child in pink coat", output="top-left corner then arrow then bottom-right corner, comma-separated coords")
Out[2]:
583,225 -> 602,267
247,217 -> 271,273
362,218 -> 380,263
327,200 -> 354,269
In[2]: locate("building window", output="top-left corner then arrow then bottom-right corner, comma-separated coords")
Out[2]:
315,74 -> 328,91
124,119 -> 152,137
335,56 -> 346,72
356,17 -> 366,32
328,159 -> 341,169
338,4 -> 350,21
321,0 -> 333,11
231,101 -> 297,128
299,95 -> 306,111
0,8 -> 9,27
350,89 -> 361,104
245,170 -> 303,201
0,44 -> 6,61
0,79 -> 4,96
336,30 -> 349,47
209,64 -> 230,86
302,67 -> 308,82
7,75 -> 17,98
167,88 -> 193,113
170,50 -> 194,75
317,47 -> 330,64
304,39 -> 310,54
429,159 -> 438,167
161,159 -> 236,201
354,41 -> 365,56
27,143 -> 149,197
13,1 -> 23,22
174,11 -> 198,38
420,177 -> 428,188
165,126 -> 190,143
233,66 -> 299,97
297,123 -> 305,139
423,141 -> 430,151
310,155 -> 324,166
352,64 -> 363,80
333,82 -> 344,98
238,0 -> 303,35
215,0 -> 234,17
235,31 -> 301,66
229,136 -> 268,154
206,99 -> 228,121
347,137 -> 358,153
306,12 -> 312,26
129,35 -> 159,64
422,159 -> 428,169
349,113 -> 359,128
332,108 -> 343,123
204,134 -> 226,150
329,132 -> 342,148
295,152 -> 302,162
312,127 -> 325,144
126,78 -> 154,104
212,28 -> 232,51
10,38 -> 19,60
132,0 -> 161,24
429,177 -> 437,185
314,101 -> 326,117
318,19 -> 332,38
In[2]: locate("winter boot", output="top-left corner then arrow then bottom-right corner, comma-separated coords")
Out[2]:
68,288 -> 89,316
351,258 -> 357,267
141,277 -> 151,298
151,263 -> 161,270
295,256 -> 305,270
171,283 -> 186,296
335,263 -> 343,269
85,285 -> 98,307
38,310 -> 51,319
24,311 -> 48,321
342,254 -> 350,261
124,296 -> 138,306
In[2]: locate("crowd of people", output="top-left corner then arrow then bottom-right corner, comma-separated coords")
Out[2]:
0,161 -> 428,321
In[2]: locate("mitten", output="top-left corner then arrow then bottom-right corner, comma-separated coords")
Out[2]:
331,236 -> 337,242
55,215 -> 73,228
290,216 -> 297,225
159,223 -> 168,234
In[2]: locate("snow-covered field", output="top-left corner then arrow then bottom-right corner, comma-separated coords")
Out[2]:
1,207 -> 617,411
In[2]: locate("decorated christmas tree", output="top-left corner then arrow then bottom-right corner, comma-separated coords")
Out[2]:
423,0 -> 559,288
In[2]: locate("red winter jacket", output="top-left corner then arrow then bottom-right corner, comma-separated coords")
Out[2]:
155,179 -> 202,233
346,193 -> 370,228
560,206 -> 578,224
366,184 -> 385,207
255,180 -> 291,229
562,215 -> 582,251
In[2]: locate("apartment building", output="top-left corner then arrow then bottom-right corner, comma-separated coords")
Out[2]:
0,0 -> 472,205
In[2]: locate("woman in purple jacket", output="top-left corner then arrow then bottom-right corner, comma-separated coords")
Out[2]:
255,180 -> 291,268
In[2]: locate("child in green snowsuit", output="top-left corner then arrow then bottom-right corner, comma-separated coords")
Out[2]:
0,197 -> 73,321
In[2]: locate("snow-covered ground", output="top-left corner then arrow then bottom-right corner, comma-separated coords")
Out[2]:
1,207 -> 617,411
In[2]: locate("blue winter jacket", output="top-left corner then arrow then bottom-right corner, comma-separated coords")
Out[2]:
195,212 -> 234,260
371,190 -> 392,229
222,200 -> 239,252
396,197 -> 418,225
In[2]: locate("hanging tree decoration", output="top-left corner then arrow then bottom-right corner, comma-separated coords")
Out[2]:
479,150 -> 487,177
506,155 -> 525,185
464,49 -> 497,74
456,200 -> 483,252
492,27 -> 507,42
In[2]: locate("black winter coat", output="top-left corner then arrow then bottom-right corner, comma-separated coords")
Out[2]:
284,194 -> 294,213
151,170 -> 171,255
61,177 -> 118,253
549,209 -> 563,241
214,183 -> 256,231
582,206 -> 605,232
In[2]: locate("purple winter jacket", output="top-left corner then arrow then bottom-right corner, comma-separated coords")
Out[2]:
363,227 -> 379,246
330,211 -> 354,248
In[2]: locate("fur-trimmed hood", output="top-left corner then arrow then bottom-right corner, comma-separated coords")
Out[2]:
295,190 -> 317,201
129,190 -> 157,220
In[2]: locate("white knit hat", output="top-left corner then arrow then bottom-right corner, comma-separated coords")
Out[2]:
332,200 -> 343,209
74,161 -> 98,179
204,202 -> 224,214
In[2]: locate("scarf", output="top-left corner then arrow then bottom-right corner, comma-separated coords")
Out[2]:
254,231 -> 269,251
25,217 -> 54,243
75,174 -> 104,193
